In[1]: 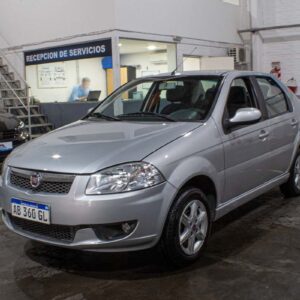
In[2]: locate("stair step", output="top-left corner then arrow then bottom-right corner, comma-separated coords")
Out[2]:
17,114 -> 44,119
1,73 -> 15,81
0,70 -> 13,76
0,80 -> 21,88
0,65 -> 9,72
18,114 -> 48,125
8,105 -> 40,115
0,67 -> 10,73
0,80 -> 20,83
9,105 -> 39,109
0,88 -> 24,91
1,96 -> 28,100
25,123 -> 53,128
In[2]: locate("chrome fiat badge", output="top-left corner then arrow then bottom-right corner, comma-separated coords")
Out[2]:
30,173 -> 42,188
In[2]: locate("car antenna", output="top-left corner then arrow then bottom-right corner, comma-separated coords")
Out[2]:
171,46 -> 198,76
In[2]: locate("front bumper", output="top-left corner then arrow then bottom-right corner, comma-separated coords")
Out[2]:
1,171 -> 178,252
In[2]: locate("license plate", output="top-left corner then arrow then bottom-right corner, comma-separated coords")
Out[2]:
0,142 -> 13,152
11,198 -> 50,224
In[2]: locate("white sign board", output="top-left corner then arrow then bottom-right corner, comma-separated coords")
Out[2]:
37,62 -> 67,88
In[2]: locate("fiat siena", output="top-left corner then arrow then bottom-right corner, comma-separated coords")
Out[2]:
1,71 -> 300,266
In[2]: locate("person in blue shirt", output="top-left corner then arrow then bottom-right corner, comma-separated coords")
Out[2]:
69,77 -> 91,102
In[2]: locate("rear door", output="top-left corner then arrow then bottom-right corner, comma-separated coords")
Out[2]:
254,76 -> 298,177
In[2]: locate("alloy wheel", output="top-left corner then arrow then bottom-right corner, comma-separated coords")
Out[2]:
294,156 -> 300,190
178,199 -> 208,256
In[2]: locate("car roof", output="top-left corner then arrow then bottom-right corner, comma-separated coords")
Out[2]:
141,70 -> 271,79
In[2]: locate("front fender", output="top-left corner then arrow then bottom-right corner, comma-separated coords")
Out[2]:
144,119 -> 224,229
166,155 -> 223,205
146,155 -> 224,237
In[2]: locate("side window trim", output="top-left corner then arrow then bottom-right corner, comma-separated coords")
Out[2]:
250,76 -> 269,120
255,76 -> 292,119
222,76 -> 262,134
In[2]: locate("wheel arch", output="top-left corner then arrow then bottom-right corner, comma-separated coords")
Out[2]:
177,175 -> 217,216
159,156 -> 222,230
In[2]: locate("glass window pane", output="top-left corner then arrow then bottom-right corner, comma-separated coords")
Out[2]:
226,78 -> 256,118
256,77 -> 288,118
93,76 -> 222,122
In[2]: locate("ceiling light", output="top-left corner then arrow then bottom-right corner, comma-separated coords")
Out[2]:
147,45 -> 157,51
118,43 -> 122,47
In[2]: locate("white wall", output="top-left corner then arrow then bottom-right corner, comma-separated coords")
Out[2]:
0,0 -> 243,94
261,41 -> 300,91
252,0 -> 300,27
251,0 -> 300,94
26,61 -> 77,102
26,58 -> 107,102
0,0 -> 241,50
120,52 -> 170,77
201,57 -> 234,70
115,0 -> 241,44
177,43 -> 229,67
184,57 -> 201,71
183,56 -> 234,71
0,0 -> 115,48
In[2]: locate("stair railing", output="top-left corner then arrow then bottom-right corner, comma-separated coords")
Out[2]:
0,48 -> 32,139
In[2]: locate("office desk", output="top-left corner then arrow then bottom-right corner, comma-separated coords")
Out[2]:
39,102 -> 98,129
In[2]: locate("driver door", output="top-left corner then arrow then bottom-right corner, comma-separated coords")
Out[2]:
221,77 -> 273,202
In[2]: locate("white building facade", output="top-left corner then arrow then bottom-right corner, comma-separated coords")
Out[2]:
0,0 -> 245,102
247,0 -> 300,94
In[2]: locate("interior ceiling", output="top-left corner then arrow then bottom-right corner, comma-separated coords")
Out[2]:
119,39 -> 168,55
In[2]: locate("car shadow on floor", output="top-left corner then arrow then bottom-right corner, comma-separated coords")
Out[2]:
22,189 -> 289,280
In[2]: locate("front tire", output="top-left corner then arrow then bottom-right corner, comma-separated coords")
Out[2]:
280,151 -> 300,197
159,187 -> 212,267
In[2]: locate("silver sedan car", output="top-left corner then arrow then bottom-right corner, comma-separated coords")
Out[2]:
1,71 -> 300,266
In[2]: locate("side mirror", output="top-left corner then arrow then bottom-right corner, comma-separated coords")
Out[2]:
227,107 -> 262,128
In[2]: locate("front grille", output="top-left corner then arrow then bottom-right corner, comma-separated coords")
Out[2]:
9,168 -> 75,194
1,129 -> 16,140
9,214 -> 77,243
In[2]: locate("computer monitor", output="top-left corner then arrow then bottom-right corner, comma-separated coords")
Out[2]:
87,90 -> 101,102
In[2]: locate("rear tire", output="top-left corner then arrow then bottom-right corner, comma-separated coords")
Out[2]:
159,187 -> 212,267
280,151 -> 300,197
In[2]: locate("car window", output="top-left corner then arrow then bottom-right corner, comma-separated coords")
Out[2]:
226,77 -> 257,119
256,77 -> 289,118
95,76 -> 222,122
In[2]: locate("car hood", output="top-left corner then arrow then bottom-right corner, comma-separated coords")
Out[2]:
8,120 -> 201,174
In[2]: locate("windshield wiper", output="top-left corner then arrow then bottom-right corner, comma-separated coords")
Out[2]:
118,112 -> 176,122
87,112 -> 121,121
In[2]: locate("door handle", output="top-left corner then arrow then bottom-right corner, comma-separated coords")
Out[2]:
291,119 -> 299,127
259,130 -> 269,140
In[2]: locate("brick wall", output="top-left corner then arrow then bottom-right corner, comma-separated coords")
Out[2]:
259,0 -> 300,27
252,0 -> 300,94
263,41 -> 300,88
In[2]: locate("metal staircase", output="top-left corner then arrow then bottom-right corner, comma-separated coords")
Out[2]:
0,54 -> 53,139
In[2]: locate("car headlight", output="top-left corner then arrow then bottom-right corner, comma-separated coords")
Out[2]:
18,121 -> 25,129
86,162 -> 165,195
17,121 -> 29,140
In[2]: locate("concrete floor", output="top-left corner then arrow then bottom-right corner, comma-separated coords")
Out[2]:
1,189 -> 300,300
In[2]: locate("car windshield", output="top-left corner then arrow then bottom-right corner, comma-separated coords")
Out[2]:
87,76 -> 222,122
